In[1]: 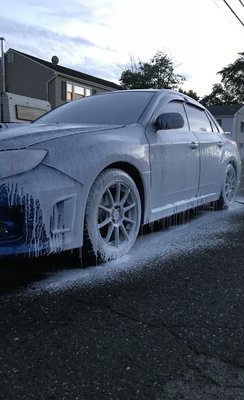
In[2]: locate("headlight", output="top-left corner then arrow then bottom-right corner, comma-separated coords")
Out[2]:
0,149 -> 48,178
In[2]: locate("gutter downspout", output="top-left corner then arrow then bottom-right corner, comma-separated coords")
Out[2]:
46,72 -> 57,108
0,37 -> 5,92
0,37 -> 5,123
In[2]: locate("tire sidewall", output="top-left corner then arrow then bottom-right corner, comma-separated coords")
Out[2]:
85,169 -> 141,262
220,163 -> 237,208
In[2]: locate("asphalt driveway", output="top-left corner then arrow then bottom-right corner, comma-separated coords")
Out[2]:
0,196 -> 244,400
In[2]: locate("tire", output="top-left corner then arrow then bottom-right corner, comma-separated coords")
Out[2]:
83,168 -> 141,265
216,163 -> 238,210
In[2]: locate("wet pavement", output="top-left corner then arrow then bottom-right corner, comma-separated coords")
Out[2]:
0,199 -> 244,399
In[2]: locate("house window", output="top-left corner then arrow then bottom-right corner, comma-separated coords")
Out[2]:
74,85 -> 85,100
66,82 -> 91,101
66,83 -> 73,101
240,121 -> 244,133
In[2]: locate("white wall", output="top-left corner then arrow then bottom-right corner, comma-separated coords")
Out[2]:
218,116 -> 234,136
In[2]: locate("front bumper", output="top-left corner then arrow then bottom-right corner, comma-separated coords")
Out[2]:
0,165 -> 85,258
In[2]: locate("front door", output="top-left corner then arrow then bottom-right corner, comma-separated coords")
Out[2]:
146,100 -> 200,215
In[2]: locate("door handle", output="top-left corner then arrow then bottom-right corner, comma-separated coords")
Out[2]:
218,141 -> 224,148
189,142 -> 199,150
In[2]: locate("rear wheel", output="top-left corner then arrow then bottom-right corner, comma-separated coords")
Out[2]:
216,163 -> 238,210
83,168 -> 141,265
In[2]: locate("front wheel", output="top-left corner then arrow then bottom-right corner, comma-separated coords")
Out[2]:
83,168 -> 141,265
216,163 -> 238,210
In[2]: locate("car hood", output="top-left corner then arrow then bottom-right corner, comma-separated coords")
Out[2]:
0,123 -> 123,150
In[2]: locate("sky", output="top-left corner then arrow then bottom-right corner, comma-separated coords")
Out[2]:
1,0 -> 244,97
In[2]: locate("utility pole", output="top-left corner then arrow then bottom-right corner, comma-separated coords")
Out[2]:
0,37 -> 5,92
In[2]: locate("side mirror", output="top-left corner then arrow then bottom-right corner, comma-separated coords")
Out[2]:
154,112 -> 184,131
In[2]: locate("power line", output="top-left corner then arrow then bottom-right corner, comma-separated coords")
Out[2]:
212,0 -> 236,25
238,0 -> 244,8
213,0 -> 222,11
222,0 -> 244,27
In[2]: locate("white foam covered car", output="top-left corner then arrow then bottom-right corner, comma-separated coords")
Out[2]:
0,89 -> 241,263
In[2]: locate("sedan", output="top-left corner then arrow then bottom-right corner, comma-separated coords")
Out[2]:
0,89 -> 241,264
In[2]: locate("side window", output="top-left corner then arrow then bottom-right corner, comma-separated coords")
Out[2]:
208,113 -> 223,133
186,104 -> 213,132
160,101 -> 188,130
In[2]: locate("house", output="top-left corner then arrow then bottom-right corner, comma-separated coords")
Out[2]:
207,104 -> 244,188
207,104 -> 244,158
2,48 -> 122,110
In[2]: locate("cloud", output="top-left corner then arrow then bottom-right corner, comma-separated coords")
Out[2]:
1,14 -> 121,84
1,16 -> 98,49
70,56 -> 121,83
5,0 -> 95,23
1,15 -> 114,66
3,0 -> 242,96
9,0 -> 115,28
0,0 -> 122,85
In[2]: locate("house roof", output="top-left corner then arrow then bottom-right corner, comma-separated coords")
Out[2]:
7,48 -> 122,90
207,104 -> 244,117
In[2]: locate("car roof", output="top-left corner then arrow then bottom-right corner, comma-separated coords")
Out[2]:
107,88 -> 205,109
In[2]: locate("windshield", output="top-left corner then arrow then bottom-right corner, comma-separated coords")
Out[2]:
35,91 -> 155,125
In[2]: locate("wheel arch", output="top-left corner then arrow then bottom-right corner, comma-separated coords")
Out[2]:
226,156 -> 240,184
216,159 -> 239,210
101,161 -> 146,224
228,157 -> 237,168
83,164 -> 145,264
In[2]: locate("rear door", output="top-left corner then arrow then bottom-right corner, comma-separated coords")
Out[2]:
185,103 -> 223,196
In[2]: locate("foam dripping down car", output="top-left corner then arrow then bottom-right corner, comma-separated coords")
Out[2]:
0,89 -> 241,264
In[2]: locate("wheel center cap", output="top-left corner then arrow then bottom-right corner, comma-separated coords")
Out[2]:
112,207 -> 121,221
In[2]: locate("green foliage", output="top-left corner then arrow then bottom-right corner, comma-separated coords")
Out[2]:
219,52 -> 244,103
201,83 -> 236,106
178,89 -> 199,101
201,52 -> 244,106
120,51 -> 185,90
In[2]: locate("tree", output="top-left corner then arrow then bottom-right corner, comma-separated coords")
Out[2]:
119,51 -> 185,90
219,52 -> 244,103
201,83 -> 236,106
201,52 -> 244,106
179,89 -> 199,101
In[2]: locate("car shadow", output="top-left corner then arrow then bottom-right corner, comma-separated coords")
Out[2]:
0,252 -> 82,296
0,202 -> 233,296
